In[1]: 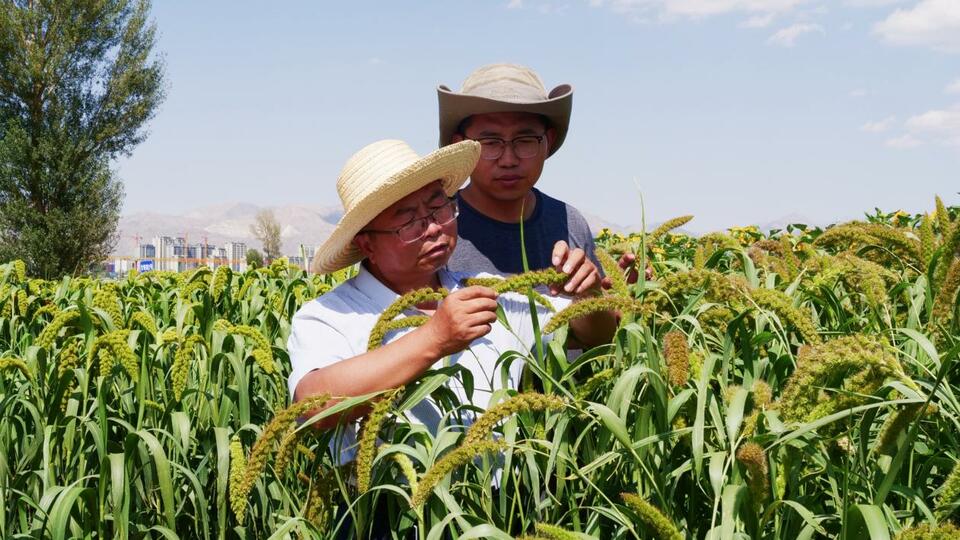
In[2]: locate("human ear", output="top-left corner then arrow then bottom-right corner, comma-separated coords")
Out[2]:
353,234 -> 375,262
545,127 -> 557,155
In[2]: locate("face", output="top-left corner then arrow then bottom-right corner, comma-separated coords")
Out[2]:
353,181 -> 457,285
453,112 -> 556,204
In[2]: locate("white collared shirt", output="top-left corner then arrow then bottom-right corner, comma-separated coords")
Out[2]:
286,265 -> 570,462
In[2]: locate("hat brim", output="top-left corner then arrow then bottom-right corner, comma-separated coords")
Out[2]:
437,84 -> 572,156
310,141 -> 480,275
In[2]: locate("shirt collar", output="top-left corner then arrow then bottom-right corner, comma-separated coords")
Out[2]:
352,265 -> 460,310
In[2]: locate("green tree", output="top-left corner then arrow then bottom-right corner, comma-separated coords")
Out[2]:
245,248 -> 263,269
0,0 -> 164,277
250,209 -> 282,261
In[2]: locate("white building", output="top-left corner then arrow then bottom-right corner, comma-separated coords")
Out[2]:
223,242 -> 247,272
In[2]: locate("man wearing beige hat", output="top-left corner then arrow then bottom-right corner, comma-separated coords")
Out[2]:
289,140 -> 615,446
438,63 -> 624,284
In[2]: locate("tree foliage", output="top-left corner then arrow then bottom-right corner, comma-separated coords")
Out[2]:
250,209 -> 282,261
246,248 -> 263,269
0,0 -> 164,277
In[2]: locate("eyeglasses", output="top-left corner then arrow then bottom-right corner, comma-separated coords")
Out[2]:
473,135 -> 545,160
362,197 -> 459,244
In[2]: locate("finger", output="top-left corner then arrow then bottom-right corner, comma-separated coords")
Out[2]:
564,262 -> 594,293
460,297 -> 500,313
618,252 -> 636,269
456,286 -> 498,300
551,240 -> 569,267
574,269 -> 601,296
469,323 -> 493,340
625,268 -> 640,284
600,276 -> 612,290
560,249 -> 585,275
466,310 -> 498,326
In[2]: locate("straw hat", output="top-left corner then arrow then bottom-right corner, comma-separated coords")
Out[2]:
437,63 -> 573,156
310,139 -> 480,274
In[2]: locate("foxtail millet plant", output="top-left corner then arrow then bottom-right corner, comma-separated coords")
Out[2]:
649,215 -> 694,242
230,392 -> 332,523
367,315 -> 429,351
410,440 -> 507,508
736,441 -> 770,506
936,458 -> 960,519
662,330 -> 690,387
542,296 -> 643,334
619,492 -> 683,540
777,334 -> 910,424
596,248 -> 629,297
462,392 -> 566,446
356,387 -> 404,494
748,287 -> 822,345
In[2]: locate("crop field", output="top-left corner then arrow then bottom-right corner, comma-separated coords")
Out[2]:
1,198 -> 960,539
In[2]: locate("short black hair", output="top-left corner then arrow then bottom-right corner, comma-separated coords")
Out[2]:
456,113 -> 551,137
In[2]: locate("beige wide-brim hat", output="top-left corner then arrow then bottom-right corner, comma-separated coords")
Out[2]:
310,139 -> 480,274
438,63 -> 573,157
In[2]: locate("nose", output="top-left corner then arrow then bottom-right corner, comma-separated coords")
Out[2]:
497,143 -> 520,167
422,218 -> 444,239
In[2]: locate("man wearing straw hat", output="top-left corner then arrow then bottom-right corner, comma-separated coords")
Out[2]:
289,140 -> 615,440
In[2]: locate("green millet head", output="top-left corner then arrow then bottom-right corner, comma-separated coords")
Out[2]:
229,435 -> 247,522
367,314 -> 429,351
576,368 -> 616,400
392,453 -> 419,493
736,441 -> 770,505
936,459 -> 960,519
231,393 -> 332,523
919,213 -> 936,267
463,392 -> 566,446
650,215 -> 694,242
356,387 -> 403,494
749,287 -> 821,345
529,523 -> 580,540
662,330 -> 690,387
411,439 -> 506,508
596,248 -> 629,297
876,403 -> 936,456
777,334 -> 911,425
896,523 -> 960,540
36,310 -> 80,349
619,493 -> 684,540
543,296 -> 641,334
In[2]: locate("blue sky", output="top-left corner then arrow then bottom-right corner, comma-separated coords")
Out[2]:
116,0 -> 960,232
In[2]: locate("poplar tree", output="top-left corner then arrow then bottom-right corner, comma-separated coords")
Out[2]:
0,0 -> 164,277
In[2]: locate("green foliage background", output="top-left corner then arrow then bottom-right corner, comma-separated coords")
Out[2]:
0,200 -> 959,539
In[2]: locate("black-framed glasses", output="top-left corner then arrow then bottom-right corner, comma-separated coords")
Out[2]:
362,197 -> 459,244
473,134 -> 545,160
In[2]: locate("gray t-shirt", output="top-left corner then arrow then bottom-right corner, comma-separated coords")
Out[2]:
448,188 -> 599,276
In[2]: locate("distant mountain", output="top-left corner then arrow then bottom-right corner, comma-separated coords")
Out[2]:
114,202 -> 342,257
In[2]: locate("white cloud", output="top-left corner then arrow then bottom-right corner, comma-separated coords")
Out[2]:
741,13 -> 776,27
368,57 -> 382,65
767,23 -> 824,46
874,0 -> 960,53
861,116 -> 896,132
946,78 -> 960,94
849,88 -> 868,97
845,0 -> 909,6
507,0 -> 524,8
885,134 -> 923,148
592,0 -> 812,21
879,104 -> 960,148
905,105 -> 960,135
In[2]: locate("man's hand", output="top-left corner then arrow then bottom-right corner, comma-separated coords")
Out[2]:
421,286 -> 499,357
600,252 -> 653,290
551,241 -> 601,297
